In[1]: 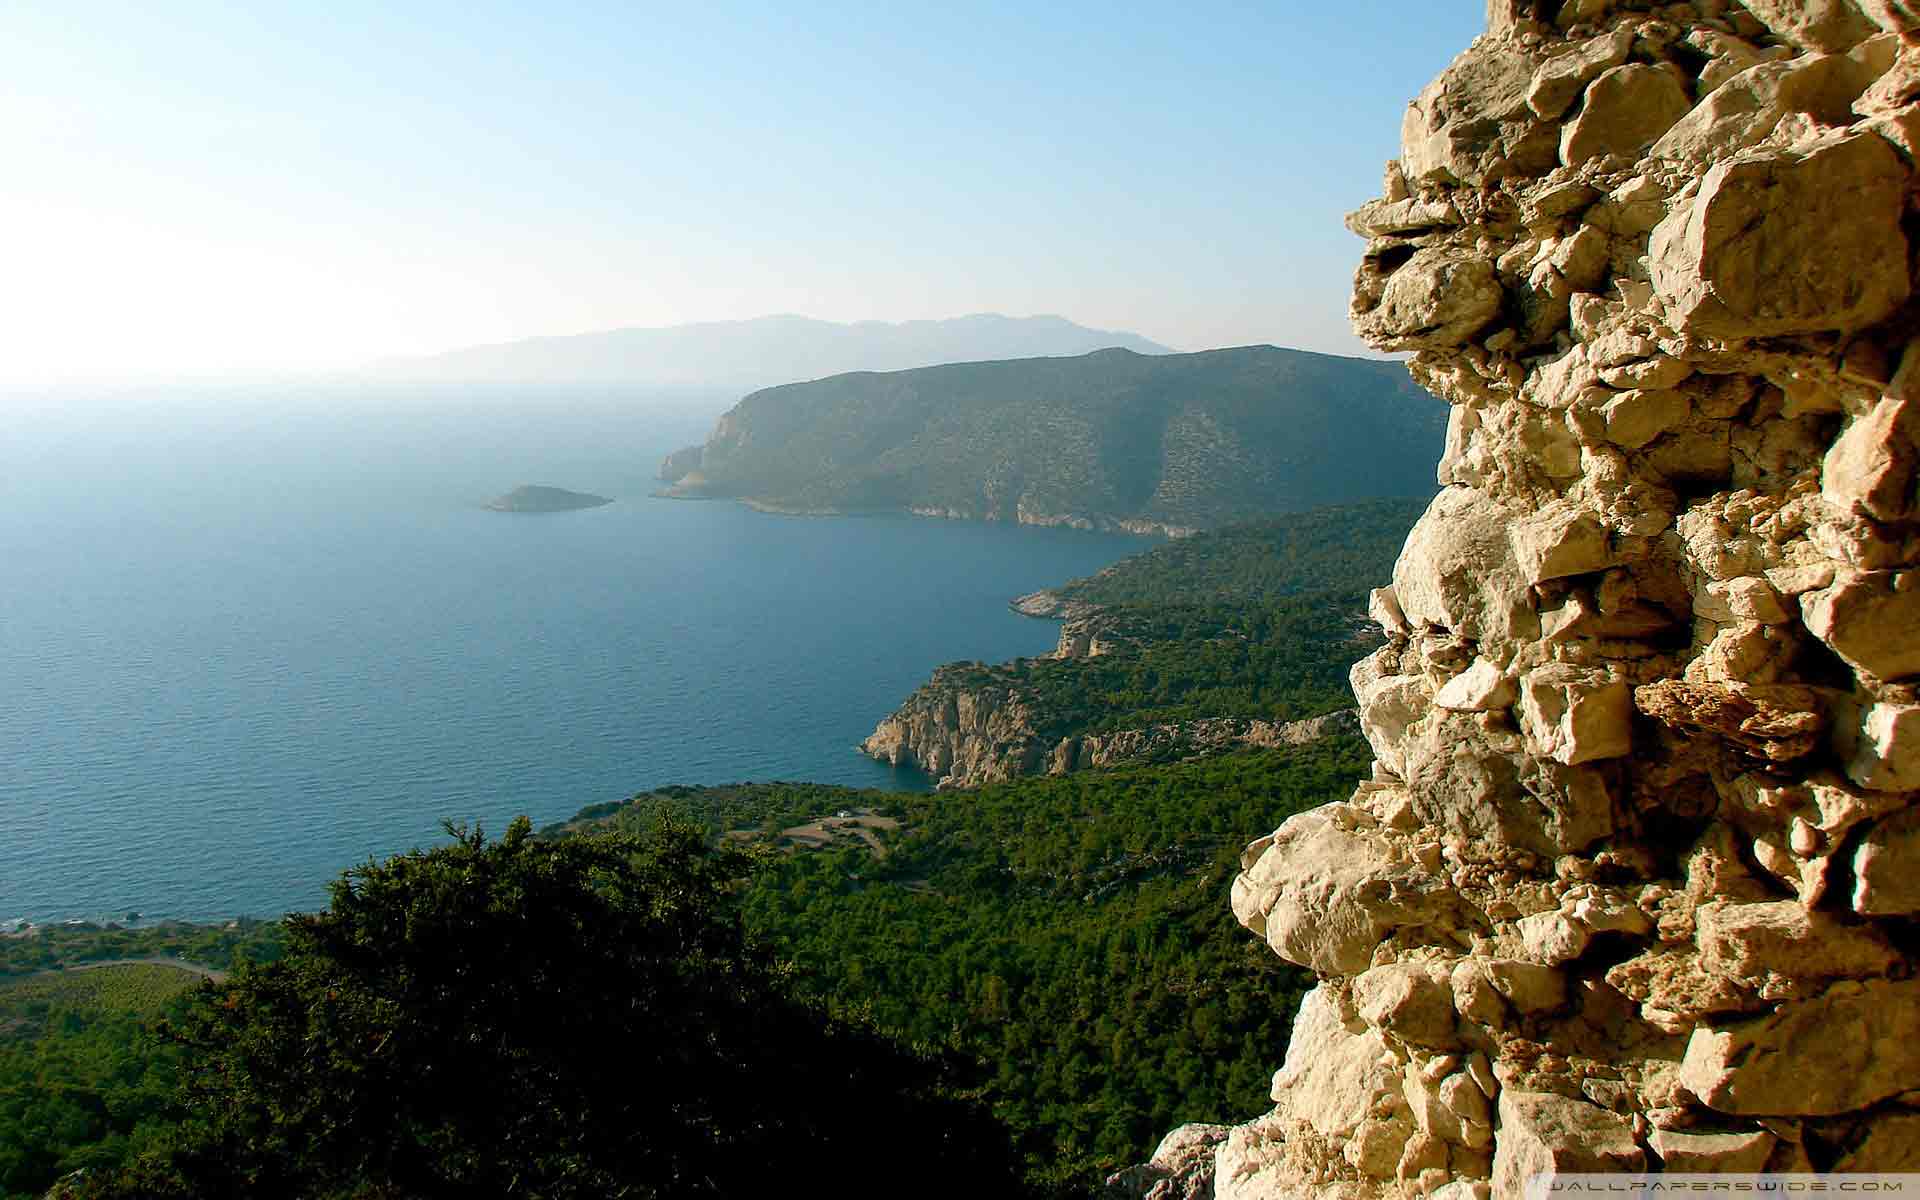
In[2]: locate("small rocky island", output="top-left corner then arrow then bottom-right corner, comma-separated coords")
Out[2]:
484,485 -> 614,513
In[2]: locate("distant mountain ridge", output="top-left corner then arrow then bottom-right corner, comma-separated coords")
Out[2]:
658,345 -> 1444,536
374,313 -> 1172,388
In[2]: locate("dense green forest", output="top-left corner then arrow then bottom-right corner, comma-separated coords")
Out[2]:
0,924 -> 284,1199
53,819 -> 1030,1200
662,346 -> 1443,531
1046,497 -> 1429,607
562,743 -> 1365,1190
932,597 -> 1376,737
0,922 -> 283,980
874,501 -> 1422,759
4,750 -> 1364,1197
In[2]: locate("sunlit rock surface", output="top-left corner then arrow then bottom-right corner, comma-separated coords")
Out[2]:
1176,2 -> 1920,1195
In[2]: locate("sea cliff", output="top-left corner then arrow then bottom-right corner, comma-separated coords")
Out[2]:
861,596 -> 1365,790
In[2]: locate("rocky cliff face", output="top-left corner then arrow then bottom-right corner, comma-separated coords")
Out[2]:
860,606 -> 1360,789
863,683 -> 1359,791
1207,2 -> 1920,1196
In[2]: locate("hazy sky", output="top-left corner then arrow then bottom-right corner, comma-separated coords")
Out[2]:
4,2 -> 1482,385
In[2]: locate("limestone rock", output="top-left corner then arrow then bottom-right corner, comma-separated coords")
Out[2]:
1518,666 -> 1632,766
1831,1108 -> 1920,1169
1434,658 -> 1516,712
1649,134 -> 1911,339
1560,65 -> 1693,167
1529,29 -> 1635,120
1354,962 -> 1459,1049
1651,52 -> 1888,164
1836,699 -> 1920,791
1352,248 -> 1504,351
1271,985 -> 1406,1143
1404,45 -> 1556,186
1492,1091 -> 1644,1199
1679,979 -> 1920,1115
1801,569 -> 1920,681
1739,0 -> 1880,52
1601,388 -> 1690,449
1862,0 -> 1920,37
1103,1124 -> 1230,1200
1824,386 -> 1919,524
1854,808 -> 1920,914
1648,1127 -> 1776,1172
1231,805 -> 1445,975
1633,679 -> 1826,761
1485,959 -> 1568,1013
1695,899 -> 1900,994
1393,489 -> 1539,643
1191,5 -> 1920,1192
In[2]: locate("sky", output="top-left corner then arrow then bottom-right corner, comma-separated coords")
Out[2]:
2,1 -> 1483,386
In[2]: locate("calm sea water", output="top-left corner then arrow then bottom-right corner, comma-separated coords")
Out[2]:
0,385 -> 1150,923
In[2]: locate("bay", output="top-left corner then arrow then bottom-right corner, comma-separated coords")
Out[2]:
0,385 -> 1150,923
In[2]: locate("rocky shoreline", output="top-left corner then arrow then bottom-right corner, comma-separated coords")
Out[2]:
861,694 -> 1360,792
861,592 -> 1361,789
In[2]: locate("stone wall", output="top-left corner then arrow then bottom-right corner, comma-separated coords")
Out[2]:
1217,1 -> 1920,1195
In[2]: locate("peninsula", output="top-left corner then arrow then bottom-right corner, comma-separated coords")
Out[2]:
484,485 -> 613,513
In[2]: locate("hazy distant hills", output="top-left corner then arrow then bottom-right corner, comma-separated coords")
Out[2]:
658,346 -> 1443,535
375,313 -> 1172,388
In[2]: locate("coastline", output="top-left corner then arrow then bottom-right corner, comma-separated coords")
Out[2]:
650,488 -> 1190,537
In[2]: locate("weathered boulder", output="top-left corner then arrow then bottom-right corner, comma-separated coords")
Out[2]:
1679,979 -> 1920,1115
1835,699 -> 1920,790
1695,899 -> 1900,993
1353,962 -> 1459,1049
1651,53 -> 1887,163
1434,658 -> 1516,712
1231,805 -> 1447,975
1649,134 -> 1910,339
1854,808 -> 1920,914
1802,569 -> 1920,681
1269,986 -> 1405,1142
1831,1108 -> 1920,1169
1648,1127 -> 1776,1172
1634,679 -> 1825,762
1491,1091 -> 1643,1199
1404,45 -> 1556,185
1352,248 -> 1504,350
1560,64 -> 1693,166
1518,666 -> 1632,766
1824,387 -> 1919,524
1529,28 -> 1634,120
1103,1123 -> 1230,1200
1739,0 -> 1880,53
1392,489 -> 1539,643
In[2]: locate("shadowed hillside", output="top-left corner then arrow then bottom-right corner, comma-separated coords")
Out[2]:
659,346 -> 1443,534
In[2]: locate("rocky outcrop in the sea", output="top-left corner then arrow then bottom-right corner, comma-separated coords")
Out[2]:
484,485 -> 613,513
1194,3 -> 1920,1196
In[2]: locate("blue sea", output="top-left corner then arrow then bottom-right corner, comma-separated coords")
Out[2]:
0,384 -> 1150,924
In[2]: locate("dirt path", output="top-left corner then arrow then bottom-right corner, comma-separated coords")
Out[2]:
58,957 -> 228,984
777,810 -> 901,855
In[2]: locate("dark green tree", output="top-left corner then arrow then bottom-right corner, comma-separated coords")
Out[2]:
76,816 -> 1024,1199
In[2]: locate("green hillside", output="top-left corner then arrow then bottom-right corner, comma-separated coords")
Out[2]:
660,346 -> 1443,532
1045,497 -> 1426,608
553,743 -> 1360,1191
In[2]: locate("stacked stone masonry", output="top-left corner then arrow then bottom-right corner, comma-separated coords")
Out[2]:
1211,1 -> 1920,1196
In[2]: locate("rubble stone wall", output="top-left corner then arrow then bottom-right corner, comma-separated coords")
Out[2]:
1219,1 -> 1920,1195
